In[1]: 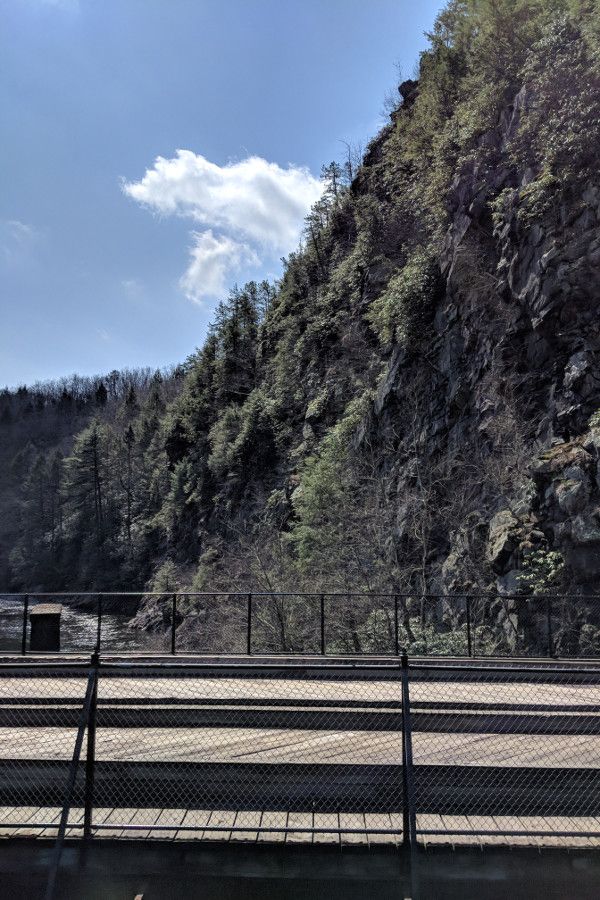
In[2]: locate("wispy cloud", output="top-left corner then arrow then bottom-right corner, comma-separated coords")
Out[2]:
0,219 -> 37,264
122,150 -> 322,303
121,277 -> 143,298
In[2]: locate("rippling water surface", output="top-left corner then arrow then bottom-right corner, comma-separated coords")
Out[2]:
0,596 -> 164,653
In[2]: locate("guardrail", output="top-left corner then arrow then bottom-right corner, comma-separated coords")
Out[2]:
1,654 -> 600,897
2,591 -> 600,657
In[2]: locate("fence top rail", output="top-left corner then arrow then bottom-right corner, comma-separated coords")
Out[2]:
96,660 -> 406,674
2,590 -> 600,600
0,662 -> 94,674
4,652 -> 600,665
2,656 -> 600,677
412,661 -> 600,676
0,657 -> 405,674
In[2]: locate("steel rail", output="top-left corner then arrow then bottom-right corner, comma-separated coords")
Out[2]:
44,661 -> 97,900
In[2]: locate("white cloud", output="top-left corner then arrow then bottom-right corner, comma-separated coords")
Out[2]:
121,277 -> 143,298
0,219 -> 37,264
179,231 -> 259,304
3,219 -> 35,241
123,150 -> 322,301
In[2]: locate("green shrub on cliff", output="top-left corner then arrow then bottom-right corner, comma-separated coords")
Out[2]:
366,248 -> 441,347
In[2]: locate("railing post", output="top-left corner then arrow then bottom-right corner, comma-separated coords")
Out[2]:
401,649 -> 416,849
247,593 -> 252,655
84,650 -> 99,841
45,655 -> 98,900
171,594 -> 177,655
394,595 -> 400,656
466,595 -> 473,658
21,595 -> 29,655
546,595 -> 554,658
320,594 -> 326,656
95,595 -> 102,653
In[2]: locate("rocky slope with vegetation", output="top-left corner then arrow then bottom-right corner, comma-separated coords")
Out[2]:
2,0 -> 600,651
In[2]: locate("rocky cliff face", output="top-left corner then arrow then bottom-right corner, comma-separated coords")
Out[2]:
371,79 -> 600,599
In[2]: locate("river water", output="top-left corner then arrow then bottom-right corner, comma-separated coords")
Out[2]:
0,596 -> 163,654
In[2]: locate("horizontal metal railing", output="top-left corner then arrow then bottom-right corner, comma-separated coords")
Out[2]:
2,654 -> 600,896
2,591 -> 600,659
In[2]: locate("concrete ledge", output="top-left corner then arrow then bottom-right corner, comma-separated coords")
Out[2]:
1,839 -> 600,899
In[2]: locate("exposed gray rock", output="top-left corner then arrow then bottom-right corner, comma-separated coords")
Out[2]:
372,75 -> 600,602
487,510 -> 520,571
563,351 -> 591,390
565,545 -> 600,580
555,479 -> 587,515
571,514 -> 600,545
497,569 -> 522,596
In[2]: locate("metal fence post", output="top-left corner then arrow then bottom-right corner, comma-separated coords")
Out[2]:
401,649 -> 419,899
84,650 -> 99,841
546,595 -> 554,658
95,595 -> 102,653
466,595 -> 473,658
45,657 -> 98,900
401,649 -> 416,848
171,594 -> 177,655
247,593 -> 252,655
21,595 -> 29,655
320,594 -> 326,655
394,595 -> 400,656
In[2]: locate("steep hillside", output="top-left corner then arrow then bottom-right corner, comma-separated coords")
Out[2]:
0,368 -> 184,590
3,0 -> 600,634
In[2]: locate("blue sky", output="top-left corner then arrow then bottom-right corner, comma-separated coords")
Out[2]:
0,0 -> 442,387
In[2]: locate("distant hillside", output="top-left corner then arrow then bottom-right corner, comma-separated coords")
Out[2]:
0,367 -> 184,589
3,0 -> 600,636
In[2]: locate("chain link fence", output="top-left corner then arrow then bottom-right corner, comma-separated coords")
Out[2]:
0,662 -> 93,840
3,592 -> 600,657
90,661 -> 404,841
406,661 -> 600,846
1,656 -> 600,881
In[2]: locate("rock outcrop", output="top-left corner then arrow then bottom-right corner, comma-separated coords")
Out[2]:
373,79 -> 600,598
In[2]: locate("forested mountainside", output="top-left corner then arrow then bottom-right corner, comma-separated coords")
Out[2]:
0,368 -> 185,589
2,0 -> 600,618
